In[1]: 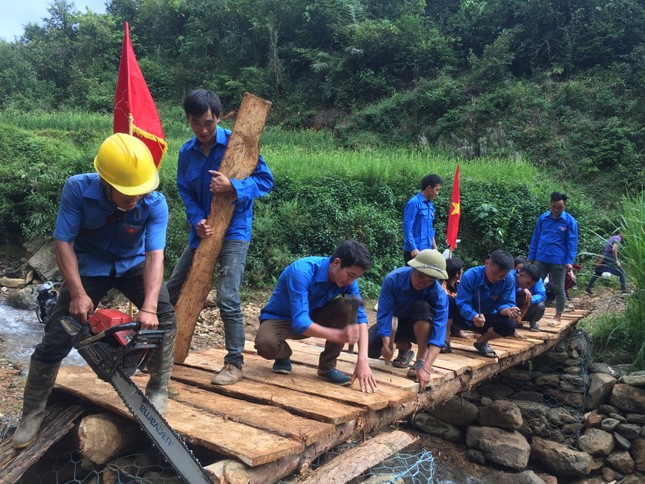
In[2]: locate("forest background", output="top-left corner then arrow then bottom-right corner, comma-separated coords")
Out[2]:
0,0 -> 643,300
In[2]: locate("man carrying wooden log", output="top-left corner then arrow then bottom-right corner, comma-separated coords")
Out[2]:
166,89 -> 274,386
367,249 -> 449,387
13,134 -> 176,449
254,240 -> 378,393
454,249 -> 520,358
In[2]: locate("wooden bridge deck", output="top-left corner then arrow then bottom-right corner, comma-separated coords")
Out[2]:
52,308 -> 589,481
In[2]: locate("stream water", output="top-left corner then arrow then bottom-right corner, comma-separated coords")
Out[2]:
0,302 -> 84,367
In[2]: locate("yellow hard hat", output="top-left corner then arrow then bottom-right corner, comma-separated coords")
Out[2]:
94,133 -> 159,196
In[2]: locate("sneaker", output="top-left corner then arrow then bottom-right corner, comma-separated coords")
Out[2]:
317,368 -> 351,385
530,323 -> 540,332
272,359 -> 292,374
211,363 -> 243,385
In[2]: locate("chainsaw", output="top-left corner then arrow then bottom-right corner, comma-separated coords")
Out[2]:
59,309 -> 211,484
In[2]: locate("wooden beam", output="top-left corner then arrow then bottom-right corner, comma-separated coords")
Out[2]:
174,93 -> 272,363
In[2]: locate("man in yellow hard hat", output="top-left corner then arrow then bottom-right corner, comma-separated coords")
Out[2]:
12,133 -> 176,449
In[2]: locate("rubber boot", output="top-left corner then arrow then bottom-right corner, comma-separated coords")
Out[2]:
145,329 -> 176,414
12,359 -> 61,449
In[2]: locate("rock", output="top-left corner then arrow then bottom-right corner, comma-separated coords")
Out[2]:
535,375 -> 560,387
608,412 -> 627,423
27,241 -> 60,281
466,449 -> 486,465
629,438 -> 645,471
530,436 -> 594,476
546,407 -> 577,426
502,368 -> 532,381
512,400 -> 549,418
410,412 -> 464,442
536,473 -> 557,484
479,401 -> 523,430
563,365 -> 581,374
578,428 -> 614,456
616,423 -> 642,441
610,384 -> 645,414
495,470 -> 546,484
627,413 -> 645,424
204,289 -> 217,308
584,372 -> 615,410
5,286 -> 38,310
588,362 -> 620,377
543,387 -> 584,407
605,450 -> 635,474
599,404 -> 619,415
600,418 -> 620,432
0,277 -> 26,289
430,396 -> 479,426
466,426 -> 530,470
511,391 -> 544,403
478,383 -> 514,399
601,466 -> 615,482
613,431 -> 632,450
584,410 -> 603,428
620,372 -> 645,387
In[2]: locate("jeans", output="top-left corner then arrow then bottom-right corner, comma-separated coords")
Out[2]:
587,257 -> 627,292
535,261 -> 567,314
33,262 -> 176,364
167,240 -> 249,368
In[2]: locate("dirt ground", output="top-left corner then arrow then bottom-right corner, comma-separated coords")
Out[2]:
0,265 -> 630,480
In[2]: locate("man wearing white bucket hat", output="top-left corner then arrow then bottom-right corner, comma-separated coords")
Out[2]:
368,249 -> 449,392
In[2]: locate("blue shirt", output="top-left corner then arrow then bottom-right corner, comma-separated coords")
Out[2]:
528,211 -> 578,265
53,173 -> 168,277
514,272 -> 546,305
403,192 -> 435,251
260,256 -> 368,334
456,266 -> 516,324
376,267 -> 449,347
177,126 -> 274,249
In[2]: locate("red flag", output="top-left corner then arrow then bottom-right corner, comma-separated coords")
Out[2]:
446,164 -> 461,251
113,22 -> 167,167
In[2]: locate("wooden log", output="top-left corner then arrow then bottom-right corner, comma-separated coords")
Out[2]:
74,412 -> 145,465
0,402 -> 84,483
301,430 -> 417,484
174,93 -> 272,363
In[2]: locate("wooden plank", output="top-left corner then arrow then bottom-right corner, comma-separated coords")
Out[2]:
449,340 -> 509,359
301,430 -> 418,484
161,376 -> 334,446
55,367 -> 303,467
184,349 -> 414,411
434,350 -> 495,371
174,93 -> 272,363
172,364 -> 361,425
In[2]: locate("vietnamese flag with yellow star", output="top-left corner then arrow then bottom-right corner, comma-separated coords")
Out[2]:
113,22 -> 167,167
446,164 -> 461,251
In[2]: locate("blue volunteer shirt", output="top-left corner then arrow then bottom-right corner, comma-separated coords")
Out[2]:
456,266 -> 516,324
177,126 -> 274,249
376,267 -> 449,347
402,192 -> 435,251
53,173 -> 168,277
514,272 -> 547,305
260,256 -> 368,334
528,211 -> 578,265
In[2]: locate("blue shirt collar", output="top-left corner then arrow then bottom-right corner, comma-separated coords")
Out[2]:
186,126 -> 228,152
315,257 -> 332,284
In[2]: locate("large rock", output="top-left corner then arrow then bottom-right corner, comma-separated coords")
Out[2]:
27,241 -> 60,281
605,450 -> 635,474
466,426 -> 530,470
410,412 -> 464,442
585,372 -> 616,410
610,384 -> 645,414
479,401 -> 523,430
430,396 -> 479,426
5,286 -> 38,310
616,423 -> 642,441
620,371 -> 645,387
530,436 -> 594,476
631,438 -> 645,472
578,428 -> 614,456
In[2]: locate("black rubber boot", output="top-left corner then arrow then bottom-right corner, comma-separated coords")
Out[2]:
144,329 -> 176,414
12,359 -> 61,449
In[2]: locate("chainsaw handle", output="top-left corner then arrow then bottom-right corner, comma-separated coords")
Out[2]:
102,321 -> 141,336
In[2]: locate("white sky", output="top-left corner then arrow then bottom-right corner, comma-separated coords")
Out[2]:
0,0 -> 107,41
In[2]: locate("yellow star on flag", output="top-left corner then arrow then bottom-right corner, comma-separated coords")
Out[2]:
450,202 -> 461,216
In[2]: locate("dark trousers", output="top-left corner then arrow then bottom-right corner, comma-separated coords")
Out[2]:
254,298 -> 352,372
587,258 -> 627,292
32,263 -> 176,364
454,312 -> 515,337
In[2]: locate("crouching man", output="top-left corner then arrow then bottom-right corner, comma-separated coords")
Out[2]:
13,134 -> 176,449
255,240 -> 378,393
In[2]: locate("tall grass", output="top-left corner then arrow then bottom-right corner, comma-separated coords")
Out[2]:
622,191 -> 645,368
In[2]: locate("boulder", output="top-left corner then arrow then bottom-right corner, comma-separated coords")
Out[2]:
620,372 -> 645,387
5,286 -> 38,310
479,401 -> 523,430
613,431 -> 632,450
466,426 -> 530,471
27,241 -> 59,281
530,436 -> 594,476
616,423 -> 642,441
410,412 -> 464,442
630,438 -> 645,471
605,450 -> 635,474
611,384 -> 645,414
578,428 -> 614,456
430,396 -> 479,426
